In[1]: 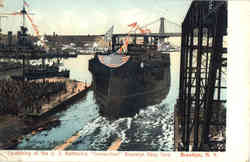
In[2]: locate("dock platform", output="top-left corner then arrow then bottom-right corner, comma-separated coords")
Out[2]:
26,78 -> 91,117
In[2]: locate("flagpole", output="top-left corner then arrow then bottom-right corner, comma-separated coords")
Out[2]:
22,0 -> 25,27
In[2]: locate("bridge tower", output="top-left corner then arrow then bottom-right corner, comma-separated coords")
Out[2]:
159,17 -> 165,34
159,17 -> 165,43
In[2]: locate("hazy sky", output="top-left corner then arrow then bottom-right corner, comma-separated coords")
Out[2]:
1,0 -> 192,35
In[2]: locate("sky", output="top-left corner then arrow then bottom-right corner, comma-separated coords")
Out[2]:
0,0 -> 192,35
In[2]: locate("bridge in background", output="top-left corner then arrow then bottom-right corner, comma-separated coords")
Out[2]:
45,17 -> 181,47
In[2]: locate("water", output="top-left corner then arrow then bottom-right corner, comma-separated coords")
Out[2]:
16,53 -> 181,151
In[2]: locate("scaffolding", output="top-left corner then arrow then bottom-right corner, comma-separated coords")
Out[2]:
176,1 -> 227,151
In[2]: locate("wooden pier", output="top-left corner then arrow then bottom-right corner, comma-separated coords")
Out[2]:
26,78 -> 91,117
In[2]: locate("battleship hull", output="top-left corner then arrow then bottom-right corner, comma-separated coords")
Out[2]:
89,52 -> 171,119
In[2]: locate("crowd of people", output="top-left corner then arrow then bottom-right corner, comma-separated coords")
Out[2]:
0,62 -> 23,72
0,79 -> 67,115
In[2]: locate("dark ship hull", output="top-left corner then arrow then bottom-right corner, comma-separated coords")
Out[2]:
89,48 -> 171,119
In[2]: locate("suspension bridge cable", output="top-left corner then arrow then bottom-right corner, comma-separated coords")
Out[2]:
140,18 -> 160,29
164,18 -> 181,28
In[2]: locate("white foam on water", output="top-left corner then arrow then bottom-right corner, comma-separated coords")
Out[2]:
125,103 -> 175,151
76,115 -> 133,150
74,103 -> 174,151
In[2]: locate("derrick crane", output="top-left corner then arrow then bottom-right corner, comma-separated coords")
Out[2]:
0,0 -> 47,49
0,0 -> 35,25
128,22 -> 151,34
117,22 -> 151,54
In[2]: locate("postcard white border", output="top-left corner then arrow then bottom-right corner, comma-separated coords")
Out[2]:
0,1 -> 250,162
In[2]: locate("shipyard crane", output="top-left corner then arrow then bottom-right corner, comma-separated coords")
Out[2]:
0,0 -> 48,48
127,22 -> 151,34
117,22 -> 151,54
0,0 -> 34,25
118,17 -> 182,54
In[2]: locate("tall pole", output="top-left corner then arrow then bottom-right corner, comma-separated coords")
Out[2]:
23,0 -> 24,26
22,0 -> 26,84
22,0 -> 26,27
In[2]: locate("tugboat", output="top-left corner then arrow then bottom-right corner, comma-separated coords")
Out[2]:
89,30 -> 171,119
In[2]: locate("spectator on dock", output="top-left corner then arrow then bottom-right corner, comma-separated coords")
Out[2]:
0,79 -> 67,115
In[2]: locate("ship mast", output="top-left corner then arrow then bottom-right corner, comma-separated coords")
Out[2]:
21,0 -> 26,27
20,0 -> 27,82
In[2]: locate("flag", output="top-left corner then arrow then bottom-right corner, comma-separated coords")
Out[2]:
116,36 -> 130,54
124,37 -> 129,46
128,22 -> 137,28
0,0 -> 4,8
24,0 -> 29,8
104,25 -> 114,42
